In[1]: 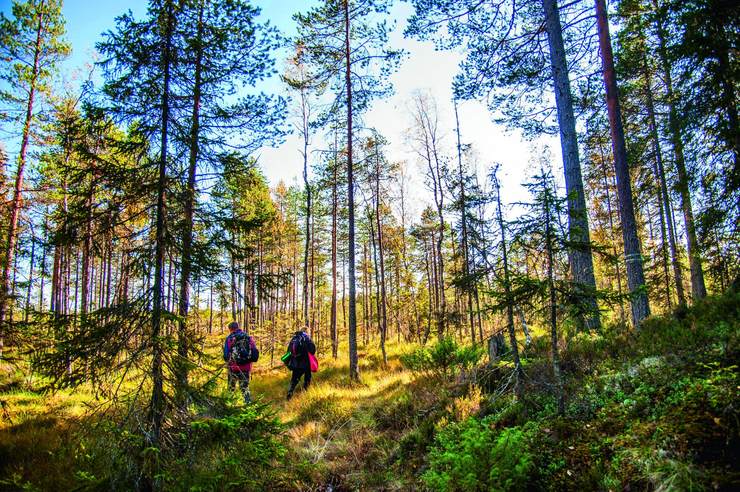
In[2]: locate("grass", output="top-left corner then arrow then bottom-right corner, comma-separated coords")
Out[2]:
0,335 -> 420,490
1,289 -> 738,490
251,341 -> 417,489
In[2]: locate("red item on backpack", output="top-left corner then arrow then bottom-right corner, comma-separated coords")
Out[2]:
308,352 -> 319,373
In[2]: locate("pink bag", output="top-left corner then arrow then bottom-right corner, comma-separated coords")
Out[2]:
308,352 -> 319,373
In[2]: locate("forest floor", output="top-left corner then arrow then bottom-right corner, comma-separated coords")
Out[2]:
0,335 -> 420,490
1,289 -> 739,491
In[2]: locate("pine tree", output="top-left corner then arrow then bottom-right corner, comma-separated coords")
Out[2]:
407,0 -> 602,331
491,165 -> 524,400
295,0 -> 401,381
0,0 -> 69,357
594,0 -> 651,326
174,0 -> 283,399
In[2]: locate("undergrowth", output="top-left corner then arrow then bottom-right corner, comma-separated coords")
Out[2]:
1,289 -> 738,490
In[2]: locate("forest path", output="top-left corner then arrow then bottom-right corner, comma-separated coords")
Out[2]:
246,341 -> 415,486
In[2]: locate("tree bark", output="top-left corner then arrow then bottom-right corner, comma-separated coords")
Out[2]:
542,0 -> 601,331
344,0 -> 359,382
595,0 -> 650,326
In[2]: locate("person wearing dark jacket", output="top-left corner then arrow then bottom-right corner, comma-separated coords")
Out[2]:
286,329 -> 316,400
223,321 -> 257,404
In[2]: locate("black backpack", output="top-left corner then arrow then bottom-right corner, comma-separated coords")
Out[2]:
289,333 -> 306,357
229,332 -> 258,364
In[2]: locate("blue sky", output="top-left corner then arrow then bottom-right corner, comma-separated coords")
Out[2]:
1,0 -> 551,215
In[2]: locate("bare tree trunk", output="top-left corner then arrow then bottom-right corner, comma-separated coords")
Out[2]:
310,212 -> 316,336
208,281 -> 214,334
370,220 -> 382,344
25,231 -> 36,323
38,214 -> 48,311
542,0 -> 601,331
373,146 -> 388,364
331,152 -> 338,358
51,239 -> 61,314
105,247 -> 112,308
345,0 -> 359,382
230,236 -> 237,321
299,60 -> 312,329
362,242 -> 369,345
595,0 -> 650,326
424,245 -> 433,344
78,180 -> 93,327
652,170 -> 673,309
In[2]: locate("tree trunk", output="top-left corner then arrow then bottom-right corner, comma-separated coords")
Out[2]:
148,0 -> 176,453
374,147 -> 388,365
81,182 -> 93,322
544,182 -> 565,415
0,7 -> 45,358
24,232 -> 36,323
454,101 -> 476,344
493,169 -> 523,400
362,242 -> 370,346
344,0 -> 359,382
595,0 -> 650,326
38,214 -> 48,311
542,0 -> 601,331
301,70 -> 312,329
176,0 -> 205,403
652,0 -> 706,301
370,220 -> 382,350
331,151 -> 338,358
640,46 -> 686,307
597,141 -> 627,322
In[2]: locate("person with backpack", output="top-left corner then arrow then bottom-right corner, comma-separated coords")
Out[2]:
223,321 -> 258,404
285,328 -> 316,400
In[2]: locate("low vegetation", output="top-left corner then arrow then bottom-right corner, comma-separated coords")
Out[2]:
1,289 -> 737,491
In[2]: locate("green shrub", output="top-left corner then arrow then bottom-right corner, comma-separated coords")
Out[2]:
400,347 -> 432,374
70,402 -> 287,491
422,418 -> 534,492
400,338 -> 484,379
636,290 -> 739,359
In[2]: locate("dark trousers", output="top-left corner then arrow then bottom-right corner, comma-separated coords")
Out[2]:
228,368 -> 251,404
287,368 -> 311,398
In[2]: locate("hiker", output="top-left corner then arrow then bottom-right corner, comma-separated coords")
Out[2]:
285,328 -> 316,400
223,321 -> 258,404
